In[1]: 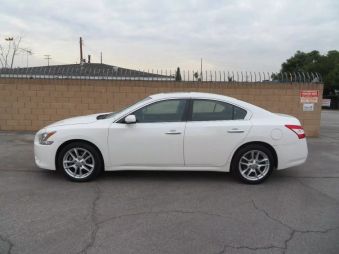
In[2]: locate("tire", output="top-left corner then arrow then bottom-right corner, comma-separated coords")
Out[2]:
231,144 -> 274,184
57,142 -> 103,182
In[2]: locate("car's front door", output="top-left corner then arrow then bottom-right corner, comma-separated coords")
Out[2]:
184,99 -> 251,167
108,99 -> 188,168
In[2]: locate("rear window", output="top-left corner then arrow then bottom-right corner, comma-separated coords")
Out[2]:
191,100 -> 247,121
233,106 -> 247,120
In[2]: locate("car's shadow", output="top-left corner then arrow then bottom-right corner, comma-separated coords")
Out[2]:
101,170 -> 234,183
38,168 -> 289,185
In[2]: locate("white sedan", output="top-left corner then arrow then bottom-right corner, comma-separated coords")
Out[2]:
34,92 -> 308,184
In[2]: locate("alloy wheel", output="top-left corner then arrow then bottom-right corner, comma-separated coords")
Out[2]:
238,150 -> 270,181
63,147 -> 95,179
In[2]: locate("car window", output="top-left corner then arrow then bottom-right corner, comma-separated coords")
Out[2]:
133,99 -> 187,123
191,100 -> 247,121
233,106 -> 247,120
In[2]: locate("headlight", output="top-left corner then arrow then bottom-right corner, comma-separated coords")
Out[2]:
38,131 -> 56,145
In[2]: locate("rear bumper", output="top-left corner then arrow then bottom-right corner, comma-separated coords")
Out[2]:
275,139 -> 308,170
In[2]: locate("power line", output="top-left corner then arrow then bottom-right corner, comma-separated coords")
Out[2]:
44,54 -> 51,66
21,48 -> 33,68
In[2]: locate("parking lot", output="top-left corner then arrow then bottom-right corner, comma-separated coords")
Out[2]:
0,110 -> 339,254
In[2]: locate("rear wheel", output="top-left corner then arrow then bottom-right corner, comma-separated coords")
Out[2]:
57,142 -> 103,182
232,144 -> 274,184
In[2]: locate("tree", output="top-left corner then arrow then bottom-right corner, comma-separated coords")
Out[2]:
193,72 -> 199,81
280,50 -> 339,88
175,67 -> 182,81
0,36 -> 22,68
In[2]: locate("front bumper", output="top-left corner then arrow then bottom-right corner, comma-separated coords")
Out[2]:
34,135 -> 58,170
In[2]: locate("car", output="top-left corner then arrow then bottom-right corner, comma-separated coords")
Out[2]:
34,92 -> 308,184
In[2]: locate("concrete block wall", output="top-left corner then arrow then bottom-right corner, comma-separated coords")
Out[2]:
0,79 -> 323,136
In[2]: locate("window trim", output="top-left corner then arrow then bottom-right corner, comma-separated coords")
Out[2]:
116,98 -> 190,124
188,99 -> 248,122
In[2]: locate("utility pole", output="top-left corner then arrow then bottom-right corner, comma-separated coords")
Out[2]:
200,58 -> 203,80
21,48 -> 32,68
79,37 -> 83,63
44,55 -> 51,66
100,52 -> 102,64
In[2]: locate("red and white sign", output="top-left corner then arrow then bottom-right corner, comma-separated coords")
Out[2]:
300,90 -> 319,103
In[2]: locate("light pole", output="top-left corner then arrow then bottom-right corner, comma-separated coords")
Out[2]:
4,37 -> 14,68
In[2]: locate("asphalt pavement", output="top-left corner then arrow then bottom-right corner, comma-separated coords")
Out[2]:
0,110 -> 339,254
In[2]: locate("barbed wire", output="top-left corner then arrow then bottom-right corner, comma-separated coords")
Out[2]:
0,65 -> 322,83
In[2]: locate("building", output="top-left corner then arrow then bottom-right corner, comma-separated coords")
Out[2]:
0,63 -> 174,81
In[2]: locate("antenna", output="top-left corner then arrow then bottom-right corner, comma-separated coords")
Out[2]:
44,55 -> 51,66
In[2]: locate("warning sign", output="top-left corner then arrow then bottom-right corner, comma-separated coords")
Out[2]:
300,90 -> 319,103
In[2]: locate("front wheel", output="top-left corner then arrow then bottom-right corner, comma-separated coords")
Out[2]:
57,142 -> 103,182
232,144 -> 274,184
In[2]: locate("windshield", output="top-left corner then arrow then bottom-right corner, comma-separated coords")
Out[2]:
104,97 -> 151,118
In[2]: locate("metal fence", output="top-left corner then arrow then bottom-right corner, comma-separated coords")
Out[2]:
0,66 -> 322,83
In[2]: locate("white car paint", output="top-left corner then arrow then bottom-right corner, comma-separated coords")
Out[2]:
34,92 -> 308,174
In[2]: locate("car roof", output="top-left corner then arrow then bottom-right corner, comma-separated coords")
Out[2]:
150,92 -> 245,106
150,92 -> 235,101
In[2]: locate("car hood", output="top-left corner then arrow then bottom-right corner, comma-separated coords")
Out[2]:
46,112 -> 111,128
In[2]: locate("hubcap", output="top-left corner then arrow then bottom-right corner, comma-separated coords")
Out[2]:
239,150 -> 270,181
63,148 -> 95,179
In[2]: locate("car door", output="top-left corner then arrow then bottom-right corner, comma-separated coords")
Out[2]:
184,99 -> 251,167
108,99 -> 188,168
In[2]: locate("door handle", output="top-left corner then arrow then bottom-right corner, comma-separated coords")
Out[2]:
165,130 -> 182,135
227,128 -> 245,133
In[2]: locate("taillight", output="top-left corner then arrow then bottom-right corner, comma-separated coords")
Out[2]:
285,125 -> 305,139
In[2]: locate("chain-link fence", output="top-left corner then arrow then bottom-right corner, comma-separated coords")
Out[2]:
0,64 -> 322,83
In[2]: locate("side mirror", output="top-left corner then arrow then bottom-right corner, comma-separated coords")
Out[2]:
124,114 -> 136,124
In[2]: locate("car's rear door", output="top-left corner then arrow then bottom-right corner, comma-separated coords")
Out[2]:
184,99 -> 251,167
109,99 -> 188,168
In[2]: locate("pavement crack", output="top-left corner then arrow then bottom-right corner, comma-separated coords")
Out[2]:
251,200 -> 293,230
0,234 -> 14,254
282,226 -> 339,254
77,184 -> 101,254
216,244 -> 284,254
251,200 -> 339,254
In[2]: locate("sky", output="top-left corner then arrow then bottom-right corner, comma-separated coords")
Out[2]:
1,0 -> 339,72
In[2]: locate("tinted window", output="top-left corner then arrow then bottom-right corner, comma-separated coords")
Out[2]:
233,106 -> 247,120
191,100 -> 247,121
134,99 -> 187,123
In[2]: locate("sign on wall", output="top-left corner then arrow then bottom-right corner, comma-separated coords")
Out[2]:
300,90 -> 319,103
322,99 -> 331,107
303,103 -> 314,111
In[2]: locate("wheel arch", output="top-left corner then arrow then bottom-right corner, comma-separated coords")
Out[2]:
230,141 -> 278,171
55,139 -> 105,171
